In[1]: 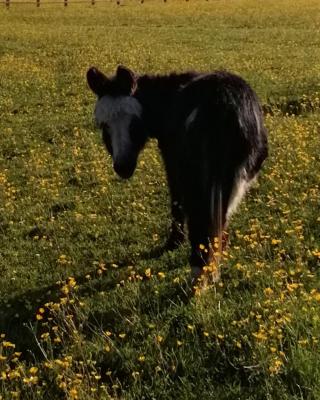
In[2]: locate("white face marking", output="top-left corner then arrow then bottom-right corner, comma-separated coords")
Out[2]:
94,95 -> 142,162
185,107 -> 198,130
95,95 -> 142,127
226,169 -> 254,221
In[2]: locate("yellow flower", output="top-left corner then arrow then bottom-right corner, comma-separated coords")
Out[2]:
23,376 -> 38,384
59,381 -> 67,389
8,370 -> 21,379
264,287 -> 274,296
287,283 -> 299,292
156,335 -> 163,343
3,341 -> 15,348
269,358 -> 283,375
252,331 -> 268,341
145,268 -> 151,278
57,254 -> 68,265
44,361 -> 53,369
311,291 -> 320,301
312,250 -> 320,259
69,388 -> 78,399
67,277 -> 77,287
118,333 -> 126,339
61,285 -> 69,295
270,347 -> 277,353
187,324 -> 194,331
29,367 -> 38,374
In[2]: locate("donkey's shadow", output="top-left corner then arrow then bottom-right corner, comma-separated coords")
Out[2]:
136,235 -> 184,260
0,245 -> 192,361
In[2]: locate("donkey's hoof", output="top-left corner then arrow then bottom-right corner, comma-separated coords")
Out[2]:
191,265 -> 221,294
191,266 -> 203,282
190,267 -> 205,292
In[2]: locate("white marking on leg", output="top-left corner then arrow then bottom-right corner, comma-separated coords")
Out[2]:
185,107 -> 198,130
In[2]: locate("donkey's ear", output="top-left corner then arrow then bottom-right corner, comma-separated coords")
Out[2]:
116,65 -> 137,95
87,67 -> 109,96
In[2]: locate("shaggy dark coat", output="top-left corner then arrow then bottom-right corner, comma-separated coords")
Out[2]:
87,66 -> 268,274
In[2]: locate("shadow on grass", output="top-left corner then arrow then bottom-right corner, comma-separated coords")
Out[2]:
0,242 -> 191,362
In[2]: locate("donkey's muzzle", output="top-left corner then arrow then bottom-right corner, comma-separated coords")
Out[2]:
113,160 -> 136,179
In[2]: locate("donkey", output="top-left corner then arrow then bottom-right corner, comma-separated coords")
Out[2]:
87,65 -> 268,281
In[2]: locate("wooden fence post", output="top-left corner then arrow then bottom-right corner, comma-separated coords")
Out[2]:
91,0 -> 95,5
6,0 -> 10,8
36,0 -> 40,7
64,0 -> 68,6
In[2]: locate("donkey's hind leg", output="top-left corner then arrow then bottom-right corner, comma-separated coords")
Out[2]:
186,179 -> 236,285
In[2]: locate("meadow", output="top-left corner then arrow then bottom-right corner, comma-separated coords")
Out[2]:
0,0 -> 320,398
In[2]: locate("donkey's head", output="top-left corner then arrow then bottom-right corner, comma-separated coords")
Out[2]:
87,66 -> 146,179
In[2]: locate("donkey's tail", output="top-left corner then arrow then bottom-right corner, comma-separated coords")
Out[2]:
207,181 -> 228,281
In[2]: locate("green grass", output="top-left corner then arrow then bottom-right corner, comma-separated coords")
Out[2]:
0,1 -> 320,399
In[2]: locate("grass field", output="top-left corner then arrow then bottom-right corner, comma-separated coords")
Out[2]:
0,0 -> 320,398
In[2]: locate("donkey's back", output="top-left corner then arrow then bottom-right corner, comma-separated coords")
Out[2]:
173,71 -> 268,182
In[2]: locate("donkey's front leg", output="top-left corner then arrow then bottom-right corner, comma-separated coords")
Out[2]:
166,194 -> 185,250
158,139 -> 186,250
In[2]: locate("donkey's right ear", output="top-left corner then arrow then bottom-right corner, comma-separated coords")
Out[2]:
87,67 -> 108,96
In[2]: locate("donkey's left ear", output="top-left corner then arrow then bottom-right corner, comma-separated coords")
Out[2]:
116,65 -> 137,95
87,67 -> 109,97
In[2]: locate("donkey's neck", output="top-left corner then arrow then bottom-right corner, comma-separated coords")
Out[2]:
134,72 -> 197,139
